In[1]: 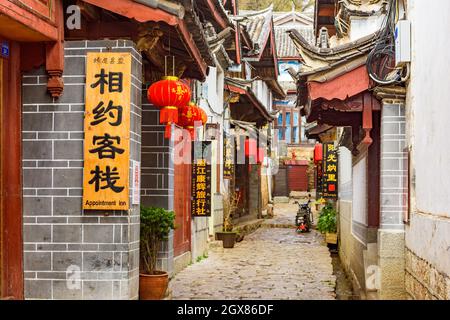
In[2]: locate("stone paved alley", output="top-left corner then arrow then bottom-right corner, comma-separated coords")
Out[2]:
170,201 -> 336,300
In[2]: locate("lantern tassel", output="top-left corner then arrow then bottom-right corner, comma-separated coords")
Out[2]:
164,124 -> 172,139
160,106 -> 178,124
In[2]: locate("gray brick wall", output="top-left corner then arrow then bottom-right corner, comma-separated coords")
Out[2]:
22,40 -> 142,300
380,102 -> 407,229
141,97 -> 174,275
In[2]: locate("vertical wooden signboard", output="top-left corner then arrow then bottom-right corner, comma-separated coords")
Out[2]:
192,141 -> 212,217
322,142 -> 338,200
223,134 -> 235,179
83,52 -> 131,210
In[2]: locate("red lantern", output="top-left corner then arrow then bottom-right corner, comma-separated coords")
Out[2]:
314,144 -> 323,164
245,138 -> 257,160
147,76 -> 191,138
199,108 -> 208,125
178,102 -> 201,139
257,147 -> 265,164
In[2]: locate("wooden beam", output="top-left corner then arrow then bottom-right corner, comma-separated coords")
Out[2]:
46,0 -> 64,98
0,1 -> 58,41
1,41 -> 23,300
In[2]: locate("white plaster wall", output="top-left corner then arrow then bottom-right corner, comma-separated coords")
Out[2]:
338,146 -> 352,185
251,79 -> 272,110
349,15 -> 384,41
407,0 -> 450,217
352,156 -> 367,226
405,0 -> 450,280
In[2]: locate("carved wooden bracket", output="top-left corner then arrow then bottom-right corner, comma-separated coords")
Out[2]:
46,1 -> 64,98
138,24 -> 188,80
362,94 -> 373,146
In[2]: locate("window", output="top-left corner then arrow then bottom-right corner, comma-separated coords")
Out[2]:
293,112 -> 299,126
285,112 -> 291,125
285,127 -> 291,143
278,113 -> 283,126
293,127 -> 299,144
285,112 -> 291,143
278,128 -> 284,141
293,112 -> 299,144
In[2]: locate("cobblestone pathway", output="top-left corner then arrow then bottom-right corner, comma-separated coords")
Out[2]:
170,202 -> 336,300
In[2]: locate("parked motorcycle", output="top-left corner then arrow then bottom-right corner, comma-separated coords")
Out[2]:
295,196 -> 313,233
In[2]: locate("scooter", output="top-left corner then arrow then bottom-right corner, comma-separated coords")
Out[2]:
294,196 -> 313,233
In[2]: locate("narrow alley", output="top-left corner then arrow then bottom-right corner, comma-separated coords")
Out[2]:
170,200 -> 336,300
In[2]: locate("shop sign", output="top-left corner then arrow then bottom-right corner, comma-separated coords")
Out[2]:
223,134 -> 235,179
132,160 -> 141,205
322,142 -> 338,199
83,52 -> 131,210
192,141 -> 212,217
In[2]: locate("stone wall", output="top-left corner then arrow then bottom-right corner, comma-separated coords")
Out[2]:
22,40 -> 142,299
405,248 -> 450,300
378,101 -> 407,299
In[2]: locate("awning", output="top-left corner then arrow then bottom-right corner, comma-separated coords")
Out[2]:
226,80 -> 277,124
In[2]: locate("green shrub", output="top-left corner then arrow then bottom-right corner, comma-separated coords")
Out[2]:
140,206 -> 175,274
317,203 -> 337,234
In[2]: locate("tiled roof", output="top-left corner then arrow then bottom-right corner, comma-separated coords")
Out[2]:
275,26 -> 314,58
240,5 -> 274,53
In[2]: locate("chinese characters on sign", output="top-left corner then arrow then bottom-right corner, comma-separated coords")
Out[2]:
192,141 -> 212,217
322,143 -> 338,199
223,134 -> 235,180
83,53 -> 131,210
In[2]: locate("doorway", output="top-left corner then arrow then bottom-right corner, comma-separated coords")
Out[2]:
173,138 -> 191,257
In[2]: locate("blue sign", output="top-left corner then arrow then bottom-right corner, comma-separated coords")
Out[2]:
1,42 -> 9,58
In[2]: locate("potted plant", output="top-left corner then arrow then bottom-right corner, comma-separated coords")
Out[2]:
139,205 -> 175,300
317,203 -> 338,244
315,197 -> 326,211
215,191 -> 239,248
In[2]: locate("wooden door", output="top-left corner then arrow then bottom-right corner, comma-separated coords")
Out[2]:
273,166 -> 288,197
288,165 -> 309,192
173,148 -> 191,257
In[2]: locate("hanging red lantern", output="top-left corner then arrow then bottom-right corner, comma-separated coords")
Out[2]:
147,76 -> 191,139
257,147 -> 265,164
314,143 -> 323,164
198,107 -> 208,125
245,138 -> 257,160
178,102 -> 201,139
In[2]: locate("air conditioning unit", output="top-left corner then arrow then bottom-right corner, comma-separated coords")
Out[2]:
395,20 -> 411,67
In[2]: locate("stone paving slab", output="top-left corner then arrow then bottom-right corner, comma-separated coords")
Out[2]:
170,226 -> 336,300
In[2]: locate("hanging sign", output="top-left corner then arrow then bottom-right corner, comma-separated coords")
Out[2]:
132,160 -> 141,205
322,142 -> 338,199
223,134 -> 235,179
83,52 -> 131,210
191,141 -> 212,217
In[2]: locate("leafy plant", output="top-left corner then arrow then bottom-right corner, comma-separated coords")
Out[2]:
140,206 -> 175,275
315,197 -> 326,205
223,191 -> 239,232
317,203 -> 337,234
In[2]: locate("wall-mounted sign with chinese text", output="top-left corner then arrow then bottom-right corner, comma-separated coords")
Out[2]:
322,143 -> 338,199
132,160 -> 141,205
192,141 -> 212,217
223,134 -> 235,180
83,52 -> 131,210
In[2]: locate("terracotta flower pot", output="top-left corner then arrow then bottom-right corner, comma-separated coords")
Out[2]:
221,232 -> 237,248
139,271 -> 169,300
